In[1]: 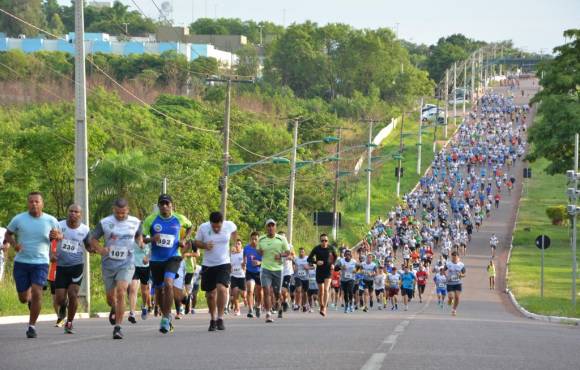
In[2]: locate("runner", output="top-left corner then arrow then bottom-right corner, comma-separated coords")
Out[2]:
445,251 -> 466,316
293,247 -> 310,312
374,266 -> 387,310
194,211 -> 237,331
307,266 -> 318,312
129,240 -> 151,322
400,265 -> 416,311
335,249 -> 357,313
387,266 -> 400,310
434,267 -> 448,308
48,238 -> 65,328
229,239 -> 246,316
360,254 -> 377,312
487,259 -> 496,290
143,194 -> 193,334
90,198 -> 143,339
182,245 -> 199,315
278,231 -> 295,314
3,192 -> 60,338
243,231 -> 262,318
52,204 -> 90,334
415,264 -> 428,303
172,259 -> 186,319
330,265 -> 341,310
307,233 -> 338,317
257,219 -> 290,323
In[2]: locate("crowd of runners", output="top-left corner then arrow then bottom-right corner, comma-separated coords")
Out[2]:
0,91 -> 529,339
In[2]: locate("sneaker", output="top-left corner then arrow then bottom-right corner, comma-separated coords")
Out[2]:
265,314 -> 274,323
175,313 -> 182,320
308,308 -> 313,313
404,305 -> 408,311
141,307 -> 148,321
451,309 -> 457,316
190,309 -> 196,315
159,317 -> 170,334
64,321 -> 74,334
216,319 -> 225,331
277,309 -> 283,319
55,318 -> 65,328
154,305 -> 159,317
378,306 -> 383,310
344,307 -> 348,314
255,307 -> 261,318
208,320 -> 217,332
128,312 -> 137,324
247,312 -> 254,318
363,307 -> 368,312
113,326 -> 123,339
58,304 -> 67,321
184,296 -> 191,315
26,326 -> 37,339
282,301 -> 289,312
108,307 -> 116,326
302,306 -> 308,313
234,310 -> 241,317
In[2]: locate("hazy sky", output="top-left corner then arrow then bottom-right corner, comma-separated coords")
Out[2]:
75,0 -> 578,53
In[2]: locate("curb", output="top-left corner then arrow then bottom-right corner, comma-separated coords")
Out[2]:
0,309 -> 210,325
505,104 -> 580,326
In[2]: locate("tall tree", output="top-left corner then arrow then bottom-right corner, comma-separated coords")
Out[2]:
0,0 -> 45,37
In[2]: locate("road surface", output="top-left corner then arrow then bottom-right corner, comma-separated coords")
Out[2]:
1,79 -> 578,370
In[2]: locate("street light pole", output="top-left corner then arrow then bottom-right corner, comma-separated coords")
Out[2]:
417,98 -> 423,175
396,112 -> 404,198
444,69 -> 449,138
453,62 -> 457,127
463,61 -> 467,116
471,55 -> 475,103
365,120 -> 374,225
332,128 -> 342,241
74,0 -> 90,314
573,133 -> 578,308
287,119 -> 299,245
220,79 -> 231,218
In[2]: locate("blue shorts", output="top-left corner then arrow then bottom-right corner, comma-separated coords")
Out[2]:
13,262 -> 49,293
436,288 -> 447,296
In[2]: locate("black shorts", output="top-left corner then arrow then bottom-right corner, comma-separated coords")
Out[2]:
201,264 -> 231,292
245,271 -> 261,286
401,288 -> 414,297
308,289 -> 318,297
316,271 -> 331,284
48,280 -> 56,295
55,264 -> 84,290
297,279 -> 309,291
133,266 -> 150,285
447,284 -> 462,292
150,257 -> 182,287
418,285 -> 426,294
333,286 -> 340,293
282,275 -> 291,290
184,272 -> 194,285
375,288 -> 384,296
230,276 -> 246,291
363,280 -> 374,291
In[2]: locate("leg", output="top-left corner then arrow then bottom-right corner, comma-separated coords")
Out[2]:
114,280 -> 129,325
206,289 -> 217,320
55,289 -> 68,315
216,283 -> 228,319
246,280 -> 255,312
66,284 -> 80,322
129,279 -> 139,314
29,284 -> 43,326
161,277 -> 175,318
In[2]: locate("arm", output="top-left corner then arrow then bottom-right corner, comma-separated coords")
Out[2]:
89,222 -> 108,256
3,230 -> 18,252
307,247 -> 317,265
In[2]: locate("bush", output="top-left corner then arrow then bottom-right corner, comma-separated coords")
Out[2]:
546,205 -> 567,225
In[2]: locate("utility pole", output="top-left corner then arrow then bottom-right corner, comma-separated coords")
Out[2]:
287,119 -> 299,245
433,90 -> 440,154
206,76 -> 254,219
573,133 -> 578,308
365,120 -> 374,225
479,50 -> 484,95
463,61 -> 467,116
74,0 -> 90,314
444,69 -> 449,138
471,55 -> 475,103
332,128 -> 342,241
162,177 -> 167,194
453,62 -> 457,126
417,98 -> 423,175
396,112 -> 404,197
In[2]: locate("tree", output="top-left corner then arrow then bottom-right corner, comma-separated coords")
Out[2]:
0,0 -> 45,37
235,45 -> 259,77
528,29 -> 580,174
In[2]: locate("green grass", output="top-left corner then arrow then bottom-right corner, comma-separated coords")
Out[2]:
340,115 -> 452,245
509,157 -> 580,318
0,253 -> 207,316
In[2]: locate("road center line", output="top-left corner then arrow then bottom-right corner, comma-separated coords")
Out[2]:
360,353 -> 387,370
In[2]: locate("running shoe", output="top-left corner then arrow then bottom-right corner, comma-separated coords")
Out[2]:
26,326 -> 37,339
128,311 -> 137,324
277,309 -> 283,319
363,306 -> 368,312
247,312 -> 254,318
191,309 -> 196,315
184,296 -> 191,315
58,304 -> 67,322
108,307 -> 116,326
208,320 -> 217,332
141,307 -> 148,320
255,307 -> 261,318
64,321 -> 74,334
159,317 -> 170,334
216,319 -> 225,331
55,318 -> 65,328
265,314 -> 274,323
282,301 -> 289,312
451,309 -> 457,316
302,306 -> 308,313
112,326 -> 123,339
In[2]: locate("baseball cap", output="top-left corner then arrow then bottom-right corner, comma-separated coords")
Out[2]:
265,219 -> 276,226
158,194 -> 173,204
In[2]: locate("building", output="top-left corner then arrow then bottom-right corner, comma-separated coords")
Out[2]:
156,26 -> 248,53
0,32 -> 238,67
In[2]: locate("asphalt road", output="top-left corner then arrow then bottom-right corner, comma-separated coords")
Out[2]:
1,79 -> 578,370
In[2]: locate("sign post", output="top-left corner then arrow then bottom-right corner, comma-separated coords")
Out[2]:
535,235 -> 551,298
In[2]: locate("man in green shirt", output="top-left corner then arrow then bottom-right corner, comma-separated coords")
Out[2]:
257,219 -> 289,323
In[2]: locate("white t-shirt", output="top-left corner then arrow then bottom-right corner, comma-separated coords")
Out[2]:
230,251 -> 245,278
374,273 -> 386,290
282,244 -> 294,276
195,221 -> 237,267
388,272 -> 401,288
294,256 -> 309,280
445,261 -> 466,285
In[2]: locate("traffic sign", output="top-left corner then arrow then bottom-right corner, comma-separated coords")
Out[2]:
535,235 -> 551,249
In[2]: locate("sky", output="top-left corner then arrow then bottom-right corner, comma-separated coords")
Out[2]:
74,0 -> 579,53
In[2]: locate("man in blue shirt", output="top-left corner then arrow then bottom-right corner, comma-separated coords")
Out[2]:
143,194 -> 193,334
400,265 -> 416,311
243,231 -> 262,318
3,192 -> 60,339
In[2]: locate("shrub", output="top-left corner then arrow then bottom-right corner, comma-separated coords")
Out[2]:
546,205 -> 567,225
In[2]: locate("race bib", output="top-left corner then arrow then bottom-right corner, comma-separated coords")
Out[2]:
450,273 -> 460,282
309,276 -> 316,283
109,246 -> 128,260
157,234 -> 175,248
232,265 -> 242,274
344,272 -> 353,279
438,282 -> 446,288
61,239 -> 79,254
297,270 -> 307,278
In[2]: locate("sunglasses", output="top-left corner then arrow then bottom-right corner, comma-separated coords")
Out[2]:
158,201 -> 171,206
320,239 -> 329,242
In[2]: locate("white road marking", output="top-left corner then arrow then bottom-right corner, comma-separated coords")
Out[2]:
383,334 -> 398,344
360,353 -> 387,370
